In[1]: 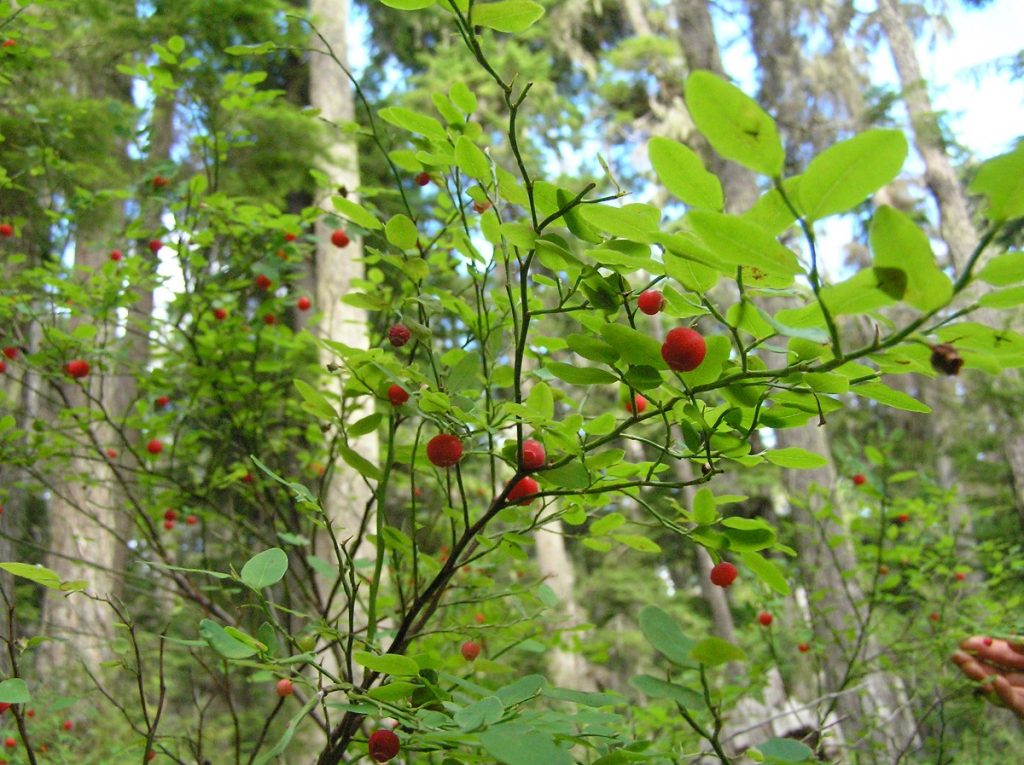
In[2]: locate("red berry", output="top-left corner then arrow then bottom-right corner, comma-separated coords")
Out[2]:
107,447 -> 118,459
637,290 -> 665,315
263,313 -> 276,325
147,751 -> 156,761
152,175 -> 168,189
62,720 -> 73,731
242,472 -> 254,484
461,640 -> 481,661
852,473 -> 866,486
2,347 -> 16,360
163,519 -> 175,531
163,508 -> 177,521
1,38 -> 14,49
983,637 -> 993,646
255,274 -> 272,291
798,642 -> 810,653
387,384 -> 409,407
710,561 -> 738,588
955,572 -> 966,582
625,394 -> 647,415
387,324 -> 411,347
878,564 -> 890,575
4,737 -> 14,748
110,249 -> 123,261
185,515 -> 198,526
0,703 -> 10,714
65,359 -> 90,379
507,476 -> 539,506
427,434 -> 463,468
415,172 -> 431,186
276,678 -> 294,698
26,709 -> 33,718
0,224 -> 12,237
213,307 -> 227,320
474,613 -> 485,624
146,439 -> 163,455
156,395 -> 169,408
147,239 -> 162,253
368,729 -> 400,763
661,327 -> 706,372
296,296 -> 311,311
895,513 -> 910,525
330,229 -> 350,248
520,439 -> 546,471
929,611 -> 940,622
284,232 -> 297,242
757,611 -> 773,627
473,200 -> 491,213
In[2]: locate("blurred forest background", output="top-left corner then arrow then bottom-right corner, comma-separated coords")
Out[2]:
0,0 -> 1022,763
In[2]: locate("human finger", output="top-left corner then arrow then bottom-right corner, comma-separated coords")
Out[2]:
959,637 -> 1024,670
992,676 -> 1024,720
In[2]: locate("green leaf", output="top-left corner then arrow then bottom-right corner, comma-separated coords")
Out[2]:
455,136 -> 490,181
331,197 -> 382,230
472,1 -> 545,34
687,210 -> 802,279
758,737 -> 815,763
0,562 -> 64,590
638,605 -> 696,667
294,379 -> 336,421
976,252 -> 1024,286
525,381 -> 554,422
591,512 -> 626,535
340,444 -> 383,481
349,413 -> 383,437
240,548 -> 289,589
578,203 -> 661,242
980,286 -> 1024,309
567,334 -> 619,365
630,674 -> 702,708
546,362 -> 618,385
353,651 -> 421,676
690,636 -> 746,666
367,682 -> 419,701
853,382 -> 931,413
167,35 -> 185,54
449,82 -> 478,114
378,106 -> 448,141
199,619 -> 258,659
685,70 -> 785,177
600,324 -> 664,367
454,696 -> 505,731
969,144 -> 1024,221
479,723 -> 573,765
798,130 -> 907,220
385,214 -> 419,250
381,0 -> 435,9
870,207 -> 952,311
0,678 -> 31,704
692,487 -> 717,525
648,136 -> 723,210
763,447 -> 827,469
612,533 -> 662,553
740,551 -> 790,595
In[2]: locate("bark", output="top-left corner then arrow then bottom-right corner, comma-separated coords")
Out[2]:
1006,425 -> 1024,530
309,0 -> 377,673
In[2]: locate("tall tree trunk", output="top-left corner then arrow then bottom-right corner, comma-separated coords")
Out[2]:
308,0 -> 377,675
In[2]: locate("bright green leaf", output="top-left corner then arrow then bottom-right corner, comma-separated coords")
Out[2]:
240,548 -> 289,589
648,136 -> 723,210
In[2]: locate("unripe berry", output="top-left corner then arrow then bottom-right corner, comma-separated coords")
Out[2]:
276,678 -> 294,697
146,439 -> 163,455
387,384 -> 409,407
330,229 -> 350,248
625,394 -> 647,415
637,290 -> 665,315
473,199 -> 491,213
520,439 -> 546,471
152,175 -> 168,189
661,327 -> 706,372
929,611 -> 940,622
757,611 -> 773,627
297,296 -> 311,311
507,476 -> 539,505
387,324 -> 411,347
426,434 -> 463,468
852,473 -> 866,486
709,561 -> 737,588
368,729 -> 400,763
461,640 -> 481,661
65,359 -> 90,379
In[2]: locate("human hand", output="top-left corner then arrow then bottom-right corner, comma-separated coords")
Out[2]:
951,636 -> 1024,719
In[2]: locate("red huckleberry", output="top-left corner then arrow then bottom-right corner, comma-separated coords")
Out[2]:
387,384 -> 409,407
758,611 -> 773,627
461,640 -> 481,661
110,249 -> 123,261
330,229 -> 350,248
415,171 -> 431,186
710,561 -> 738,588
625,394 -> 647,415
661,327 -> 706,372
637,290 -> 665,315
2,347 -> 17,360
255,274 -> 272,291
852,473 -> 866,486
276,678 -> 294,697
427,434 -> 463,468
798,643 -> 810,653
0,223 -> 12,237
65,359 -> 90,379
146,439 -> 163,455
297,296 -> 311,311
388,324 -> 411,347
520,439 -> 546,471
368,729 -> 400,763
185,515 -> 198,526
507,476 -> 539,506
147,239 -> 162,253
